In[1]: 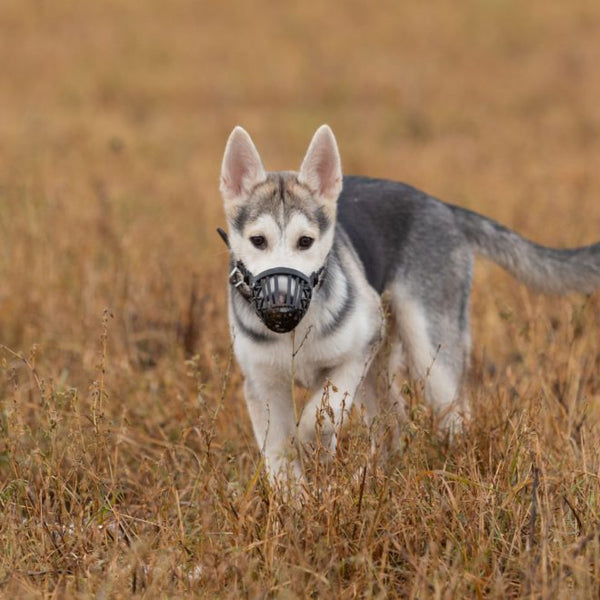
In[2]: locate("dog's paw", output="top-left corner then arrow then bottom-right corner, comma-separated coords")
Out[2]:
437,404 -> 470,442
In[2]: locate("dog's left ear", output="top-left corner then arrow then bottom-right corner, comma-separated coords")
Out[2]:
298,125 -> 342,205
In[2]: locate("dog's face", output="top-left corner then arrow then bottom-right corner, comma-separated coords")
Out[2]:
219,125 -> 342,280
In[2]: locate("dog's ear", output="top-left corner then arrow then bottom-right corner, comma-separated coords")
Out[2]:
220,127 -> 267,206
298,125 -> 342,205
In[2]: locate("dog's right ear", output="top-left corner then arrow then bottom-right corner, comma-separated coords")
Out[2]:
298,125 -> 342,206
220,127 -> 267,207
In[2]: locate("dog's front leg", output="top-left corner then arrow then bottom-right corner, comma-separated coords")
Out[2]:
297,358 -> 370,456
244,375 -> 303,482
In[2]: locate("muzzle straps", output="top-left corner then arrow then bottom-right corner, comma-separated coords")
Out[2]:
217,227 -> 253,300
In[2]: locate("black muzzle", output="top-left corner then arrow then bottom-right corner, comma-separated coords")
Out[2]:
251,267 -> 318,333
217,228 -> 324,334
230,263 -> 323,333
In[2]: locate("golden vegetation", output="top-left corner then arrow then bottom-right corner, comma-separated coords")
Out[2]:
1,0 -> 600,597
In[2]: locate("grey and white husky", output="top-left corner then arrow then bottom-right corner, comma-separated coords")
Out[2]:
218,124 -> 600,481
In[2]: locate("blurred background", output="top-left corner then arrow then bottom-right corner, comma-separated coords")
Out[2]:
1,0 -> 600,594
1,0 -> 600,432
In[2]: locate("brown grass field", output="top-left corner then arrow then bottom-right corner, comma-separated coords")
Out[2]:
1,0 -> 600,597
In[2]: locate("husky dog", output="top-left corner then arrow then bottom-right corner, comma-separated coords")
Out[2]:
218,124 -> 600,481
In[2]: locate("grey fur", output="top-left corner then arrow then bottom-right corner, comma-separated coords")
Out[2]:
231,172 -> 330,234
452,205 -> 600,294
337,175 -> 600,405
338,175 -> 600,298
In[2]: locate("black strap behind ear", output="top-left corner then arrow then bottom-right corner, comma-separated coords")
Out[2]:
216,227 -> 230,249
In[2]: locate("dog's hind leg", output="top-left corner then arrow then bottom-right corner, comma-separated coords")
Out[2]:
358,338 -> 408,453
392,292 -> 471,435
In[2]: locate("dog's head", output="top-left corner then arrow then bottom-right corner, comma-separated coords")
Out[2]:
219,125 -> 343,332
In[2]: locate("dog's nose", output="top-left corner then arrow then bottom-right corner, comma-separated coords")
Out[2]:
275,275 -> 290,305
268,275 -> 298,306
276,292 -> 286,305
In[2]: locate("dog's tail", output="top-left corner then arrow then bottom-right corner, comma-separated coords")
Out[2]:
452,206 -> 600,294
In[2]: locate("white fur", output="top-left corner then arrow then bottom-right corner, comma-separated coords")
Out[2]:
230,241 -> 383,479
229,212 -> 333,277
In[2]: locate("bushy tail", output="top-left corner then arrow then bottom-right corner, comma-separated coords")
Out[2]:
452,206 -> 600,294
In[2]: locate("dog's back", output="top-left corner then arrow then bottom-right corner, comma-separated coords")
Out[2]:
339,175 -> 600,296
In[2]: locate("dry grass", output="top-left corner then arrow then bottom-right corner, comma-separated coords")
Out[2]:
1,0 -> 600,597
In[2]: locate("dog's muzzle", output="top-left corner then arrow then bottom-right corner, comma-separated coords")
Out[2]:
230,264 -> 323,333
217,227 -> 324,334
251,267 -> 318,333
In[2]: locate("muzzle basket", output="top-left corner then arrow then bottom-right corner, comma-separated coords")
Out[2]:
252,267 -> 314,333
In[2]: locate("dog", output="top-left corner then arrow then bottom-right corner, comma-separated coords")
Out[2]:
218,124 -> 600,482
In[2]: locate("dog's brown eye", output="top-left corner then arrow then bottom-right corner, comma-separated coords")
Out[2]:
250,235 -> 267,249
297,236 -> 314,250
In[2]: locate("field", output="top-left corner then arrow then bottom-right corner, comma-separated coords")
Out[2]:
1,0 -> 600,597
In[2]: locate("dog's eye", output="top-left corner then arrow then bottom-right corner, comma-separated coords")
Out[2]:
250,235 -> 267,249
297,236 -> 314,250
